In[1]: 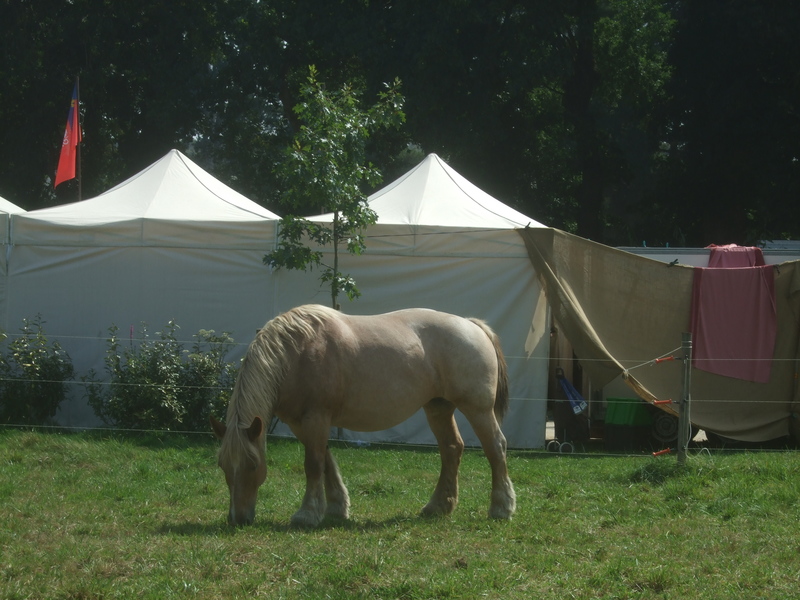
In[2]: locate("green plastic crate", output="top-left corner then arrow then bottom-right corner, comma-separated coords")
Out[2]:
605,397 -> 653,426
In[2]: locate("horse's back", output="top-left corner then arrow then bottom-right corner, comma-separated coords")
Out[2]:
276,307 -> 499,431
343,308 -> 496,374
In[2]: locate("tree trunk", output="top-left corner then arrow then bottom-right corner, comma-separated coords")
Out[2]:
332,210 -> 340,310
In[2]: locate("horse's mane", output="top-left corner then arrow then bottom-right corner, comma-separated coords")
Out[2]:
218,305 -> 335,466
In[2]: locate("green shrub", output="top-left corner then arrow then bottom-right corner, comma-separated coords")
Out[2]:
84,322 -> 239,431
0,315 -> 75,425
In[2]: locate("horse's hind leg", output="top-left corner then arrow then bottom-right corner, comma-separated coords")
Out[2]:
324,448 -> 350,519
421,398 -> 464,517
462,408 -> 516,520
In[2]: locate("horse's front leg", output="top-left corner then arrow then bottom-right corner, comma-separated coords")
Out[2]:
288,418 -> 331,527
291,441 -> 328,527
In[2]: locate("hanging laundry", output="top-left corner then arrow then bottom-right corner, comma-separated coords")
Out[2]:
707,243 -> 766,267
691,258 -> 776,383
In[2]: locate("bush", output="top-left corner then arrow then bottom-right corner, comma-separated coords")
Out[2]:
84,322 -> 239,431
0,315 -> 75,425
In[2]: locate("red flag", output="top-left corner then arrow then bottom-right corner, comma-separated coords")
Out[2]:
54,83 -> 82,188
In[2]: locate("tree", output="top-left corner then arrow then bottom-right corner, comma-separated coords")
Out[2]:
264,66 -> 404,309
652,0 -> 800,246
0,0 -> 232,208
361,0 -> 675,244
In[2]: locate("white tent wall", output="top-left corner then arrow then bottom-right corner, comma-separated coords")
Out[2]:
1,223 -> 9,342
1,196 -> 26,245
270,243 -> 550,449
1,197 -> 26,370
5,244 -> 276,426
4,151 -> 551,448
5,151 -> 279,427
1,211 -> 10,335
283,153 -> 550,448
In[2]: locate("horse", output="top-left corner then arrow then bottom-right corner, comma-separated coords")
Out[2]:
210,304 -> 516,527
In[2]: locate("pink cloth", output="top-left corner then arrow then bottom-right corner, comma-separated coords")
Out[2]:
690,266 -> 776,383
707,244 -> 765,267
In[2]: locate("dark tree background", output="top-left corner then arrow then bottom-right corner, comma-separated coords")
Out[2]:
1,0 -> 797,247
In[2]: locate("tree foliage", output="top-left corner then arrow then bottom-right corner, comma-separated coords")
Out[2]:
0,316 -> 75,425
84,323 -> 238,432
0,1 -> 797,246
651,0 -> 800,246
265,66 -> 404,307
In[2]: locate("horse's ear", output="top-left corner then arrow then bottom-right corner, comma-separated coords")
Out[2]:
210,416 -> 227,440
246,416 -> 264,442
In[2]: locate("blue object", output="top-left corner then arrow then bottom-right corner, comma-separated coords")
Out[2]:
556,367 -> 588,415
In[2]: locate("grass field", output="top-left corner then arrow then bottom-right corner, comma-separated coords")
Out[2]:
1,428 -> 799,599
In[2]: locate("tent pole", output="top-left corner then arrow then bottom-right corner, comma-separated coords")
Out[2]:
76,75 -> 82,202
678,332 -> 692,466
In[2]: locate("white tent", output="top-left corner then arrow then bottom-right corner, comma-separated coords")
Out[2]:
7,150 -> 279,425
1,195 -> 25,341
6,151 -> 551,447
274,154 -> 550,448
1,195 -> 25,245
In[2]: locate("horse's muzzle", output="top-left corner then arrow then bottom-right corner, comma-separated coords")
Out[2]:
228,505 -> 255,527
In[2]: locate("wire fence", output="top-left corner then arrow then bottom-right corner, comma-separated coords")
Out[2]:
1,329 -> 797,454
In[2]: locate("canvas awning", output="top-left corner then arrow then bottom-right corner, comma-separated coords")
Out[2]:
519,227 -> 800,442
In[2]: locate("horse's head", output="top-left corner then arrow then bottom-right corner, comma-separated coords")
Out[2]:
210,415 -> 267,526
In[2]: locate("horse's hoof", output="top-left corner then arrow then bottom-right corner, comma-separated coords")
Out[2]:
325,502 -> 350,520
290,510 -> 324,528
489,497 -> 516,520
420,499 -> 456,518
488,506 -> 514,520
489,487 -> 516,520
420,508 -> 447,519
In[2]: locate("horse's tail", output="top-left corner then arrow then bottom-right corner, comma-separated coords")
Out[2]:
468,318 -> 510,424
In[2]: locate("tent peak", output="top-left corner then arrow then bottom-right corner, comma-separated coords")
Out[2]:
0,195 -> 25,214
364,152 -> 545,229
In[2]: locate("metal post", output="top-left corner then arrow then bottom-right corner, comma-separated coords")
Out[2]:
76,75 -> 82,202
678,332 -> 693,466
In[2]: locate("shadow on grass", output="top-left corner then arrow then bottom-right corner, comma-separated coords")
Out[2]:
628,460 -> 683,485
156,512 -> 425,536
157,520 -> 232,536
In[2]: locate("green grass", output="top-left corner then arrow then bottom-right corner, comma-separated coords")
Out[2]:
1,429 -> 799,599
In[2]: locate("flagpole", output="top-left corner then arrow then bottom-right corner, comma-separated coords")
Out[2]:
76,75 -> 82,202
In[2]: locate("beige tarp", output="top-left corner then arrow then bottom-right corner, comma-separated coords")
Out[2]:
519,227 -> 800,442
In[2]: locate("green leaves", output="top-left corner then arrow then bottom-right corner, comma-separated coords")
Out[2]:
84,323 -> 239,432
266,66 -> 404,307
0,315 -> 75,425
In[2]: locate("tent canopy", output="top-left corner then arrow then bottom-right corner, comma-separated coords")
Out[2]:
1,195 -> 25,245
12,150 -> 278,248
365,153 -> 541,228
0,195 -> 25,215
312,153 -> 545,257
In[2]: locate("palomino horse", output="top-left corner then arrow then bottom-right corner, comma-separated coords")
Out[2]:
210,304 -> 516,527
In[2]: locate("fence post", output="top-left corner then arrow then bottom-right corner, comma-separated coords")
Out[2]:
678,332 -> 693,466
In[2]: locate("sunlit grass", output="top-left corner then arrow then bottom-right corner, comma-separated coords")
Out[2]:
1,429 -> 799,599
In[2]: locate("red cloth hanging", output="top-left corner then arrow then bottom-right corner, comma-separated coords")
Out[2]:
706,243 -> 765,267
691,263 -> 776,383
